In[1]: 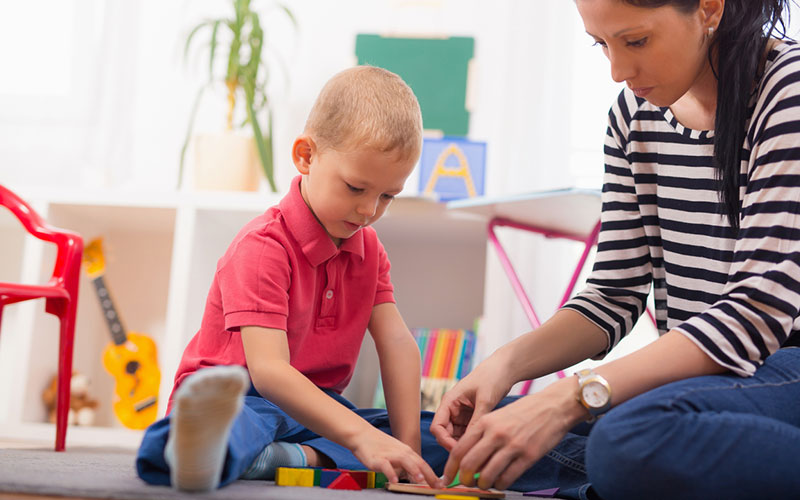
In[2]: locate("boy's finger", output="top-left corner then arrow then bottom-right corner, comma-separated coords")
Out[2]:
413,458 -> 445,488
378,460 -> 399,484
397,456 -> 439,489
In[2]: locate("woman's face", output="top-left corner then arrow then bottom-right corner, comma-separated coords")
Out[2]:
576,0 -> 713,107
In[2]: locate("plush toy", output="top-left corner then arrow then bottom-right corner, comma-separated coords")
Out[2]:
41,372 -> 99,426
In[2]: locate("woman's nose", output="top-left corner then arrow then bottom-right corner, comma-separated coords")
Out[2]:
608,49 -> 635,84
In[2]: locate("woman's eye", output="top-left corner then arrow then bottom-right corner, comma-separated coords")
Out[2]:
592,40 -> 607,48
346,183 -> 363,193
627,37 -> 647,47
381,193 -> 395,201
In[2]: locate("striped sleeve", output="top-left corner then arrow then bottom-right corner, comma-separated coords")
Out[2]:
562,90 -> 652,357
674,48 -> 800,376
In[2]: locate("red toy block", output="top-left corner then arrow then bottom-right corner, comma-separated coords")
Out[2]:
328,472 -> 362,490
346,470 -> 370,489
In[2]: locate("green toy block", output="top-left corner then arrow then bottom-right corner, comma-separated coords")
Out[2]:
374,472 -> 388,488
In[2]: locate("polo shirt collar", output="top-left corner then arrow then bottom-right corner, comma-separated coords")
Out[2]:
280,175 -> 365,266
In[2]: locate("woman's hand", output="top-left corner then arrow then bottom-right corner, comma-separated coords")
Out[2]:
441,376 -> 587,491
350,427 -> 444,488
430,352 -> 516,452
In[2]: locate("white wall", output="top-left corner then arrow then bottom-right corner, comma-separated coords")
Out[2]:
0,0 -> 615,190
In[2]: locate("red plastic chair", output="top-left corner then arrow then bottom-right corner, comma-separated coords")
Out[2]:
0,184 -> 83,451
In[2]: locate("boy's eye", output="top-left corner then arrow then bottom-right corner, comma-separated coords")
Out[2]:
626,37 -> 647,48
381,193 -> 395,201
346,183 -> 364,193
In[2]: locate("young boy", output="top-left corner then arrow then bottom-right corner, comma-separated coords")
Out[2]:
135,66 -> 447,492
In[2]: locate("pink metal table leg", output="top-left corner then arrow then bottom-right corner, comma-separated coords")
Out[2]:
487,218 -> 602,395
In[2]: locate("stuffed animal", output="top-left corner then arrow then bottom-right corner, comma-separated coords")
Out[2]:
41,372 -> 99,426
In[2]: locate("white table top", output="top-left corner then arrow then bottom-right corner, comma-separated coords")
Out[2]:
446,188 -> 602,239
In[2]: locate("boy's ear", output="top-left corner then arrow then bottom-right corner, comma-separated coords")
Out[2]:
292,135 -> 315,175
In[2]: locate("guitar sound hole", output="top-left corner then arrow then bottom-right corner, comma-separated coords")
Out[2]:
125,360 -> 140,375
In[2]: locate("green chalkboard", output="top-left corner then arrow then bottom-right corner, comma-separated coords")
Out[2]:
355,34 -> 474,137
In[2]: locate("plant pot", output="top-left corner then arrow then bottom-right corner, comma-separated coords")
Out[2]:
193,132 -> 261,192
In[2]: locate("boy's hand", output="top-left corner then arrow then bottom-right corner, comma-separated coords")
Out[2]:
351,427 -> 444,488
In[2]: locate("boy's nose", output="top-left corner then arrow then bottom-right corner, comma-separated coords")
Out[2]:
356,198 -> 378,217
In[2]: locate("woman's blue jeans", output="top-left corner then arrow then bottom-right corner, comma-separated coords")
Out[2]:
513,347 -> 800,499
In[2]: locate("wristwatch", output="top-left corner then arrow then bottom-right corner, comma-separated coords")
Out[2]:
575,368 -> 612,422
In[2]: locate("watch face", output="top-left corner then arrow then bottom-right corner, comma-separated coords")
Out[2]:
581,381 -> 609,408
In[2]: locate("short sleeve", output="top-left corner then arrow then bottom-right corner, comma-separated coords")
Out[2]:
217,230 -> 292,332
373,238 -> 395,306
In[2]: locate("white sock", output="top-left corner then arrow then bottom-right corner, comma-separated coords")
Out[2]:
241,441 -> 307,480
164,365 -> 249,492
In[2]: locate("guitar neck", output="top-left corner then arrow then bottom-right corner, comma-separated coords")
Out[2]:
92,276 -> 127,346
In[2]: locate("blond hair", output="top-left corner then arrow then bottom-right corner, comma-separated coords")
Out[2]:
304,66 -> 423,161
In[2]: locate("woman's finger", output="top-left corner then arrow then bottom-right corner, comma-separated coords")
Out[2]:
474,445 -> 520,490
430,405 -> 459,451
493,455 -> 535,491
441,418 -> 485,486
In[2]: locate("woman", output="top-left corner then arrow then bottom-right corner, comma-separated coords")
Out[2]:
431,1 -> 800,499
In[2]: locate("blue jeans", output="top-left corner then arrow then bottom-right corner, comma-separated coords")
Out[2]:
502,348 -> 800,499
136,385 -> 449,487
586,347 -> 800,499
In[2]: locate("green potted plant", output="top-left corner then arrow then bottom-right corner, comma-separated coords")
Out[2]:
180,0 -> 296,192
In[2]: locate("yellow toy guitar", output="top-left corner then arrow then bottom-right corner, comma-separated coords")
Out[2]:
82,238 -> 160,430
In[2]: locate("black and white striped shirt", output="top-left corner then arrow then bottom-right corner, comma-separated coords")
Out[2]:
563,41 -> 800,377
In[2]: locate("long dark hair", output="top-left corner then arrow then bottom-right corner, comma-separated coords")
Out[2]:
624,0 -> 792,231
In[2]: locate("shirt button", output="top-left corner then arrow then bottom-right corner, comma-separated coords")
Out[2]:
325,290 -> 334,299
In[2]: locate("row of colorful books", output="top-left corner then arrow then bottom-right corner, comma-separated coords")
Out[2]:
373,328 -> 476,411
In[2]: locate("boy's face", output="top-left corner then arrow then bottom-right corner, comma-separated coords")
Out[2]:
293,136 -> 417,246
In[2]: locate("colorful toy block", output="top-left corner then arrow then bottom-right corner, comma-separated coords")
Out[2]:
436,495 -> 479,500
346,470 -> 371,489
274,467 -> 315,487
328,472 -> 362,490
274,466 -> 389,490
319,469 -> 341,488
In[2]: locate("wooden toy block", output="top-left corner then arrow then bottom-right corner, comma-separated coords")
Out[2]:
311,467 -> 322,486
274,467 -> 315,487
346,470 -> 370,489
436,495 -> 480,500
386,482 -> 505,498
375,472 -> 388,488
328,472 -> 362,490
320,469 -> 342,488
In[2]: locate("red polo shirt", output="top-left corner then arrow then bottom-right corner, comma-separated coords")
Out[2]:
169,176 -> 395,407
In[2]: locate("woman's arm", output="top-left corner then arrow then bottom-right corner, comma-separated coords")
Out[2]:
431,309 -> 608,450
444,327 -> 727,491
369,302 -> 422,454
240,325 -> 440,486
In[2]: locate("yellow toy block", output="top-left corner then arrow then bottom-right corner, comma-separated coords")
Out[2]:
275,467 -> 315,487
366,470 -> 375,488
435,495 -> 479,500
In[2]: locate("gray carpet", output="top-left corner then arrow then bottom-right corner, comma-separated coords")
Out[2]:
0,446 -> 550,499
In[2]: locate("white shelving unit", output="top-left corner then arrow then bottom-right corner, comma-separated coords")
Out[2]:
0,186 -> 488,448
